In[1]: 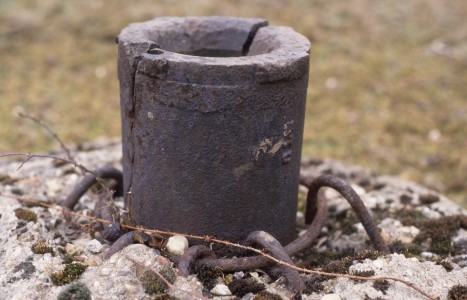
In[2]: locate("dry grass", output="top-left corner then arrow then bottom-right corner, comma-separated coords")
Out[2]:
1,0 -> 466,206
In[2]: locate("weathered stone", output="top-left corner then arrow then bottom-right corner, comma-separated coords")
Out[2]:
165,235 -> 189,256
85,239 -> 104,254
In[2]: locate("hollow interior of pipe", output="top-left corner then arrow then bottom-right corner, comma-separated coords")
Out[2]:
147,21 -> 271,58
179,49 -> 243,57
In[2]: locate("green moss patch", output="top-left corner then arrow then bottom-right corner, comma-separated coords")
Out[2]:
448,285 -> 467,300
14,208 -> 37,222
136,266 -> 176,296
57,282 -> 91,300
50,263 -> 87,286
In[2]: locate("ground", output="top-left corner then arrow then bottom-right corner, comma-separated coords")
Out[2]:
0,0 -> 466,206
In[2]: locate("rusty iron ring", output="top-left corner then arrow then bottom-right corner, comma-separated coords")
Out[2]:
94,183 -> 124,242
62,166 -> 123,210
178,245 -> 216,277
104,231 -> 137,260
245,230 -> 305,292
303,175 -> 390,253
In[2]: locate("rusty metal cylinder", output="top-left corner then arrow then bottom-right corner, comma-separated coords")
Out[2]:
117,16 -> 310,243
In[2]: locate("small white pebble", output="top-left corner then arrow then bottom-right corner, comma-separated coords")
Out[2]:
241,292 -> 254,300
165,235 -> 189,256
373,259 -> 385,269
233,271 -> 244,280
65,243 -> 83,256
86,239 -> 104,254
321,293 -> 342,300
210,284 -> 232,296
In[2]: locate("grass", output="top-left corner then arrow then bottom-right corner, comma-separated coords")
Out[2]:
1,0 -> 466,207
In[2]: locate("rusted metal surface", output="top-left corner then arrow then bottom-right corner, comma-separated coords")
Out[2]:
245,230 -> 305,292
117,16 -> 311,243
62,166 -> 123,210
178,245 -> 216,277
303,175 -> 390,253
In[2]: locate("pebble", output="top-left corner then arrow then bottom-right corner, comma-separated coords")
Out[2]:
65,243 -> 83,256
421,206 -> 441,219
85,239 -> 104,254
210,284 -> 232,296
296,211 -> 305,226
241,292 -> 254,300
378,218 -> 420,244
373,259 -> 385,269
233,271 -> 244,280
166,235 -> 189,256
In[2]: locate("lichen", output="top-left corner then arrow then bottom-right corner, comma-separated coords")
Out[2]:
13,260 -> 36,279
50,263 -> 87,286
14,208 -> 37,222
57,282 -> 91,300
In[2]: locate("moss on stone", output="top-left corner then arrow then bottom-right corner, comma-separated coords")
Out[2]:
254,290 -> 283,300
50,263 -> 87,286
372,280 -> 390,295
137,266 -> 176,295
57,282 -> 91,300
194,265 -> 223,290
228,277 -> 265,297
322,250 -> 381,275
14,208 -> 37,222
390,240 -> 422,257
351,270 -> 375,282
414,215 -> 467,256
448,284 -> 467,300
31,240 -> 54,256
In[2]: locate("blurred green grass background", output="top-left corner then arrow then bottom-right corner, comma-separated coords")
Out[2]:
1,0 -> 466,206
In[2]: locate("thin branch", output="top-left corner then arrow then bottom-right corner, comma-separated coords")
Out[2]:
0,153 -> 91,173
0,193 -> 439,300
17,112 -> 75,164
